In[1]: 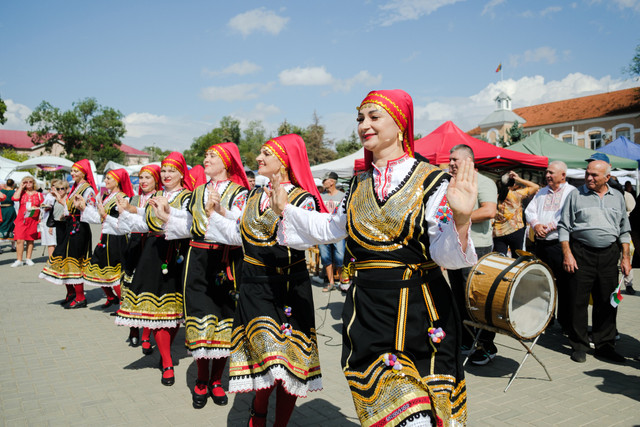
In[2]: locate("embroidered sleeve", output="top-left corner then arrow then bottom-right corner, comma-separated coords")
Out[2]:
164,210 -> 193,240
205,210 -> 242,246
224,190 -> 248,221
426,182 -> 477,269
277,203 -> 348,250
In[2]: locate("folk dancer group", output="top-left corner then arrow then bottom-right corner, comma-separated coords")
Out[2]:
38,89 -> 478,427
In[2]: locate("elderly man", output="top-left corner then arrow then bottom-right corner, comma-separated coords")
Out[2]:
447,144 -> 498,364
558,160 -> 631,364
525,161 -> 576,333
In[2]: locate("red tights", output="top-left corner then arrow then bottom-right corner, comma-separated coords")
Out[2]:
250,381 -> 298,427
194,357 -> 228,396
153,327 -> 178,379
74,284 -> 85,301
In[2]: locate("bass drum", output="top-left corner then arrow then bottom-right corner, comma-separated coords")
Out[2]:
465,252 -> 556,340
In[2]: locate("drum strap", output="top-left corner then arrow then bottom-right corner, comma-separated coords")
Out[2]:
484,255 -> 534,327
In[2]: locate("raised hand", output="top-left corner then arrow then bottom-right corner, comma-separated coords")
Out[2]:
148,197 -> 169,222
447,158 -> 477,227
205,183 -> 223,217
267,174 -> 289,216
116,194 -> 136,214
73,194 -> 86,211
97,201 -> 106,220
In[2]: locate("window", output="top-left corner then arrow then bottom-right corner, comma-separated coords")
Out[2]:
562,135 -> 573,144
616,128 -> 631,139
590,132 -> 603,149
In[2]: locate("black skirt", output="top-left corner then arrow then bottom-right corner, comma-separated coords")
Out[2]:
39,217 -> 92,286
227,262 -> 322,398
83,234 -> 128,287
183,244 -> 243,359
115,236 -> 188,329
341,271 -> 467,427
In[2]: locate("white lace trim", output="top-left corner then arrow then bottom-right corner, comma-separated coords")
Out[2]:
228,365 -> 323,398
188,348 -> 231,360
114,317 -> 184,329
39,272 -> 84,286
83,278 -> 121,288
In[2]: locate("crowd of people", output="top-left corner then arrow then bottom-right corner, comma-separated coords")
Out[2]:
0,88 -> 637,426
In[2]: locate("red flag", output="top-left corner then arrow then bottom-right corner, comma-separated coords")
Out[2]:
495,63 -> 502,73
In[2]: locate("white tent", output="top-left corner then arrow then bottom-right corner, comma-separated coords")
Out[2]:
11,155 -> 74,172
0,156 -> 19,181
309,148 -> 364,179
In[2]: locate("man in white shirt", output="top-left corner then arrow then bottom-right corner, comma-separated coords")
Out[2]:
525,160 -> 576,333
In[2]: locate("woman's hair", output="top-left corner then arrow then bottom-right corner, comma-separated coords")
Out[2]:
6,179 -> 15,188
50,179 -> 69,189
497,177 -> 514,203
20,176 -> 39,190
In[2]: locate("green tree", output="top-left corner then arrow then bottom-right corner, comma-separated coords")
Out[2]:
239,120 -> 267,169
219,116 -> 241,144
625,43 -> 640,79
184,128 -> 226,167
277,119 -> 306,138
0,148 -> 29,162
506,120 -> 524,144
144,146 -> 171,162
335,130 -> 361,157
0,95 -> 7,125
26,98 -> 126,170
302,112 -> 336,165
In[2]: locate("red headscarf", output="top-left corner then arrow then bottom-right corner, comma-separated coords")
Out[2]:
106,168 -> 134,198
206,142 -> 250,189
358,89 -> 414,169
161,152 -> 194,191
263,134 -> 328,213
138,164 -> 162,194
188,165 -> 208,189
71,159 -> 98,193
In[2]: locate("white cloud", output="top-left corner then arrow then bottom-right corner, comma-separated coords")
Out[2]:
592,0 -> 640,12
482,0 -> 506,17
1,100 -> 32,131
540,6 -> 562,16
378,0 -> 466,26
199,82 -> 275,102
509,46 -> 557,67
202,61 -> 262,78
279,67 -> 382,93
412,73 -> 639,136
279,67 -> 334,86
228,8 -> 289,37
122,112 -> 211,151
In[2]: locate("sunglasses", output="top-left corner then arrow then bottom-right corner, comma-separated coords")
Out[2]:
55,187 -> 65,191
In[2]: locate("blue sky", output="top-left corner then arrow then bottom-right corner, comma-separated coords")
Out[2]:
1,0 -> 639,153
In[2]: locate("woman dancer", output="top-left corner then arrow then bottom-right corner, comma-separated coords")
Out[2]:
205,134 -> 326,427
115,152 -> 192,386
271,90 -> 478,427
40,159 -> 97,309
119,164 -> 162,352
11,176 -> 43,267
81,169 -> 134,309
161,142 -> 249,409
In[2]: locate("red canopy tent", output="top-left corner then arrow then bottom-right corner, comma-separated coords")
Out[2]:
414,121 -> 548,170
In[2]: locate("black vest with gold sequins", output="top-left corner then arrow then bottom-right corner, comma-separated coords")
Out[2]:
145,188 -> 192,233
189,181 -> 246,241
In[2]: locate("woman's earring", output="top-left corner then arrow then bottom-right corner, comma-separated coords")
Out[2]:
398,131 -> 403,143
280,166 -> 287,177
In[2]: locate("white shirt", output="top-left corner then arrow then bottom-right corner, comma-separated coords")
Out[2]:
525,182 -> 576,241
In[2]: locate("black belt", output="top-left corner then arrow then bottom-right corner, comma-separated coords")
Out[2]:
354,268 -> 443,290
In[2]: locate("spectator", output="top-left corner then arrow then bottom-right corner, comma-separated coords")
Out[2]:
446,144 -> 498,364
558,160 -> 630,364
50,180 -> 70,246
493,171 -> 539,256
246,170 -> 256,190
319,171 -> 346,292
41,180 -> 64,258
623,181 -> 636,215
0,178 -> 17,250
11,176 -> 44,267
525,161 -> 576,333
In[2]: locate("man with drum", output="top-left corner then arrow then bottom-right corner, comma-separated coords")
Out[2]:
447,144 -> 498,365
525,161 -> 576,334
558,159 -> 630,364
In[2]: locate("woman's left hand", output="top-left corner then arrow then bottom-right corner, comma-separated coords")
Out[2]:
73,194 -> 86,211
148,197 -> 169,222
267,174 -> 289,217
97,201 -> 106,219
447,158 -> 477,227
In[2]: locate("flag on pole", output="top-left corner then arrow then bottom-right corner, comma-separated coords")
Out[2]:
495,63 -> 502,73
610,277 -> 625,307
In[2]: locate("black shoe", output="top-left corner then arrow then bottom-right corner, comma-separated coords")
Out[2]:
571,350 -> 587,363
101,297 -> 119,309
161,366 -> 175,386
192,380 -> 208,409
141,340 -> 154,355
59,294 -> 76,306
65,299 -> 87,309
248,396 -> 267,427
470,349 -> 497,365
129,336 -> 140,347
209,383 -> 228,406
626,285 -> 636,295
594,347 -> 626,364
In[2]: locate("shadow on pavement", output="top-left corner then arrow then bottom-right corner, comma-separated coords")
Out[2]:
584,368 -> 640,402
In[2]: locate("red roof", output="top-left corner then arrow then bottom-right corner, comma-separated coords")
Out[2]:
0,129 -> 148,156
513,87 -> 640,128
415,121 -> 548,169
